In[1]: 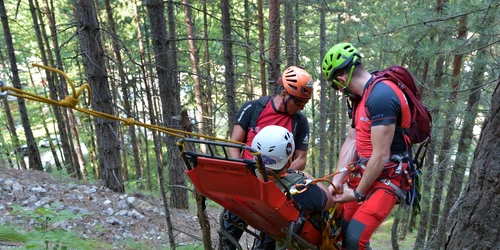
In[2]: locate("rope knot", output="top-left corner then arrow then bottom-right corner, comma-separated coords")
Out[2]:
124,118 -> 135,126
60,96 -> 78,108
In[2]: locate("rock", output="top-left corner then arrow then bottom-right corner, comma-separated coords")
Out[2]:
107,207 -> 114,216
126,196 -> 136,205
31,186 -> 47,193
117,210 -> 128,216
12,183 -> 23,195
137,200 -> 153,211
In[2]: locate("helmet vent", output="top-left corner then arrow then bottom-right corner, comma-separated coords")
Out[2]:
268,146 -> 275,152
256,142 -> 261,150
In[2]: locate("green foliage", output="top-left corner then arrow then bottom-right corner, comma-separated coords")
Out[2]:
10,204 -> 94,229
0,225 -> 28,243
6,204 -> 100,250
21,229 -> 109,250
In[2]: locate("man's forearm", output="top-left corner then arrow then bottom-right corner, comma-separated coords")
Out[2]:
228,147 -> 241,159
290,155 -> 306,171
356,155 -> 386,195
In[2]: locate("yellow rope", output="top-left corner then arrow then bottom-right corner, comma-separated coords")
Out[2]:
0,64 -> 244,145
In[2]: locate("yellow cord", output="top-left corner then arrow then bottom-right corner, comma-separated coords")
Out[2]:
0,64 -> 244,145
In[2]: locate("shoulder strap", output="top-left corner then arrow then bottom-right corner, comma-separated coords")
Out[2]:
276,170 -> 306,193
291,112 -> 302,136
248,96 -> 271,129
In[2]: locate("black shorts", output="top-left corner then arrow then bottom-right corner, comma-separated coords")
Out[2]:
292,184 -> 327,212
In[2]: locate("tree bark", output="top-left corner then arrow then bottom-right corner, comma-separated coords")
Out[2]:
267,0 -> 281,96
0,0 -> 43,171
318,0 -> 327,178
146,0 -> 178,248
284,0 -> 293,67
181,109 -> 212,250
42,0 -> 82,179
166,0 -> 188,210
257,0 -> 266,96
104,0 -> 142,182
220,0 -> 237,137
1,97 -> 26,170
202,0 -> 214,136
183,0 -> 207,142
244,0 -> 253,101
433,15 -> 468,249
75,0 -> 123,192
445,78 -> 500,250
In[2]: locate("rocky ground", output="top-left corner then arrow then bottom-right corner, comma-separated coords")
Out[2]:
0,166 -> 229,249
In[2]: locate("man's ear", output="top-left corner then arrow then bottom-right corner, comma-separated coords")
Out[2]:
280,89 -> 287,99
336,72 -> 348,85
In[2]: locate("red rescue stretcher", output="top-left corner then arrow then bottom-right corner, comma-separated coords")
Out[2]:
178,138 -> 341,250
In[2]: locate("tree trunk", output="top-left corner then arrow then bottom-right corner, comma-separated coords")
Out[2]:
181,109 -> 213,250
391,205 -> 402,250
414,37 -> 438,250
294,1 -> 299,65
202,0 -> 214,136
42,0 -> 81,178
328,89 -> 338,175
267,0 -> 281,96
220,0 -> 237,137
433,15 -> 467,249
257,0 -> 266,96
0,0 -> 43,171
75,0 -> 123,192
183,0 -> 207,142
426,56 -> 447,246
318,0 -> 327,178
166,0 -> 188,210
146,0 -> 178,247
244,0 -> 253,101
284,0 -> 293,67
1,98 -> 26,170
445,78 -> 500,250
28,0 -> 64,172
105,0 -> 142,183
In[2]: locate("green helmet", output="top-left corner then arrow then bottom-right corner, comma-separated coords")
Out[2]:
322,43 -> 362,81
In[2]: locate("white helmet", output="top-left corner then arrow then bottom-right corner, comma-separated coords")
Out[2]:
251,125 -> 295,170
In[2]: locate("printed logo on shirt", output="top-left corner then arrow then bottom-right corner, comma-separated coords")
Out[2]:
360,116 -> 369,122
302,134 -> 309,144
237,104 -> 252,122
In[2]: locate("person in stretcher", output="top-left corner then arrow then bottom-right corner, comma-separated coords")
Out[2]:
251,125 -> 337,214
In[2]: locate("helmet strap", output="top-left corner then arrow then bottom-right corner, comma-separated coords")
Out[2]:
283,95 -> 292,114
345,63 -> 356,89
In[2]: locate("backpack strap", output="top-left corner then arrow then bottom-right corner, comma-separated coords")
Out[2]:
249,95 -> 300,138
275,169 -> 306,193
248,96 -> 272,130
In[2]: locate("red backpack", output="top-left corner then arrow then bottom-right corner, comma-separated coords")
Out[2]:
366,66 -> 432,168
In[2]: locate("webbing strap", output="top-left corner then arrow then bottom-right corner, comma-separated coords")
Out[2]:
380,179 -> 406,200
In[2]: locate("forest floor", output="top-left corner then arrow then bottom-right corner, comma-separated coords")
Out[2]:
0,165 -> 412,250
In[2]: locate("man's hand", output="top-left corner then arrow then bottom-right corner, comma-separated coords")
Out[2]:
332,187 -> 357,204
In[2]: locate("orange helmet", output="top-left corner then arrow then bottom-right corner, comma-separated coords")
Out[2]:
281,66 -> 313,99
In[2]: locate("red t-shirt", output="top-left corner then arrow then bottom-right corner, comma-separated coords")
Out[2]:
354,80 -> 411,158
242,101 -> 293,159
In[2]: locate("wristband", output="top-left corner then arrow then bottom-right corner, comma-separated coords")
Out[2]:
353,189 -> 366,203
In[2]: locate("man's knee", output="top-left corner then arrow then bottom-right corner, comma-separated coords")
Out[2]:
344,218 -> 371,250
